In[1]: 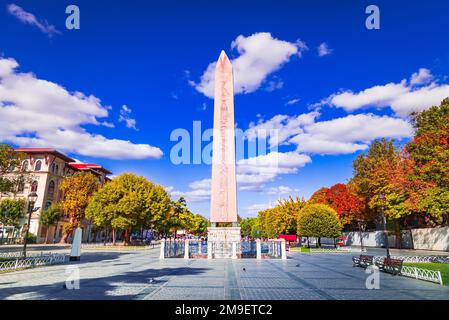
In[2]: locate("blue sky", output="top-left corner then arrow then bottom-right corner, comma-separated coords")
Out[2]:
1,0 -> 449,218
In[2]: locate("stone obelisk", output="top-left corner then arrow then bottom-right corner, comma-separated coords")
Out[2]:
208,51 -> 241,256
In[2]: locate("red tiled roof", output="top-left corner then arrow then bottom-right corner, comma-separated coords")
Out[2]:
69,163 -> 112,175
14,148 -> 75,163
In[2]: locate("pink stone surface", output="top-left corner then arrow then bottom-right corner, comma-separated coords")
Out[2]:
210,51 -> 238,223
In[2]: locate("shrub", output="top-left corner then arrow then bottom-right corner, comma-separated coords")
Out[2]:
297,204 -> 342,241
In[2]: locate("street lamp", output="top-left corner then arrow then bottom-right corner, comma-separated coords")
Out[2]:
378,194 -> 391,259
23,192 -> 38,258
357,219 -> 366,252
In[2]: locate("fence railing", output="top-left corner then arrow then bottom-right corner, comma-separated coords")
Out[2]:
0,253 -> 66,272
0,251 -> 60,259
160,239 -> 287,259
400,265 -> 443,285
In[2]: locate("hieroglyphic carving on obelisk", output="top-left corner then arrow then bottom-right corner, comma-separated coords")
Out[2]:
210,51 -> 238,223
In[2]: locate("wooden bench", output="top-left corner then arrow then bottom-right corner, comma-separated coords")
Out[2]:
376,258 -> 403,275
352,255 -> 374,268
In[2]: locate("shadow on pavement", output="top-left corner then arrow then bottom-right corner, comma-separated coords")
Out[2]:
0,266 -> 210,300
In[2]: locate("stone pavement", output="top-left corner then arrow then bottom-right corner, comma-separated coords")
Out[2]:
1,248 -> 448,300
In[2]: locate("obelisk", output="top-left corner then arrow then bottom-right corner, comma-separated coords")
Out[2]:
208,51 -> 240,257
210,50 -> 238,223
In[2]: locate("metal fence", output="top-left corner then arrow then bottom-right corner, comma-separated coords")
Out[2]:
263,240 -> 283,258
239,241 -> 257,258
0,253 -> 66,272
400,265 -> 443,285
163,239 -> 185,258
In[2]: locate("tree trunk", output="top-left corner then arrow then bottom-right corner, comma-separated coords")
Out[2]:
317,237 -> 321,248
112,228 -> 116,245
44,227 -> 49,244
307,236 -> 310,248
124,229 -> 130,246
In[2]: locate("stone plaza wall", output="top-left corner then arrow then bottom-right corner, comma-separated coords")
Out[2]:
343,226 -> 449,252
411,226 -> 449,251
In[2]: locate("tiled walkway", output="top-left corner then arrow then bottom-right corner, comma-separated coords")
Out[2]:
1,249 -> 448,300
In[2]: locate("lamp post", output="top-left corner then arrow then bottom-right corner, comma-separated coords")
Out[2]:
23,192 -> 38,258
378,194 -> 390,259
357,219 -> 366,252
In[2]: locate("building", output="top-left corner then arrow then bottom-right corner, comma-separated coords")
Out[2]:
0,148 -> 111,244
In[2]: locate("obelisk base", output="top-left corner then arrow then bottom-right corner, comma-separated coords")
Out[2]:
207,227 -> 241,259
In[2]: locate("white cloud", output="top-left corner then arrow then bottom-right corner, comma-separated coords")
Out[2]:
119,105 -> 137,130
410,68 -> 433,86
0,57 -> 163,160
246,111 -> 320,147
267,185 -> 299,195
285,98 -> 300,106
192,32 -> 307,98
317,42 -> 333,57
265,77 -> 284,92
236,152 -> 311,191
247,111 -> 412,155
327,69 -> 449,117
170,178 -> 211,203
245,202 -> 275,216
7,3 -> 61,37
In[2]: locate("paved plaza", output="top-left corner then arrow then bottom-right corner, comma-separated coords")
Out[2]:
1,248 -> 449,300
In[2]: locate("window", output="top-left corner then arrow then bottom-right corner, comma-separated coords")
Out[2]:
34,160 -> 42,171
48,180 -> 55,197
55,164 -> 59,175
98,175 -> 103,184
31,181 -> 38,192
22,160 -> 29,171
44,201 -> 52,211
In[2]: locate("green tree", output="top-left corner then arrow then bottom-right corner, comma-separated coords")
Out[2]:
86,173 -> 171,245
60,171 -> 99,243
0,198 -> 26,228
297,204 -> 342,247
240,217 -> 257,238
350,139 -> 412,224
0,144 -> 29,195
40,203 -> 63,244
190,214 -> 208,235
406,98 -> 449,224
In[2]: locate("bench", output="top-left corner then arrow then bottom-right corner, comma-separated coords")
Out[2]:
352,255 -> 374,268
376,258 -> 403,275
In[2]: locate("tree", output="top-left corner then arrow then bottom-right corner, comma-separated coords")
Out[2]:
59,172 -> 99,243
297,204 -> 342,247
350,139 -> 412,224
308,187 -> 329,205
406,98 -> 449,224
325,184 -> 364,225
0,198 -> 26,231
86,173 -> 171,245
0,144 -> 29,195
165,197 -> 195,238
40,203 -> 63,244
255,196 -> 306,238
240,217 -> 257,238
190,214 -> 208,235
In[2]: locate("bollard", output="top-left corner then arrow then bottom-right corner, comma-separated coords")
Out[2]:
198,240 -> 202,255
184,239 -> 189,259
256,239 -> 261,260
281,239 -> 287,260
159,239 -> 165,259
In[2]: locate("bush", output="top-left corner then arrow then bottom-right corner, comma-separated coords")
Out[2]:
26,233 -> 37,244
297,204 -> 342,240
